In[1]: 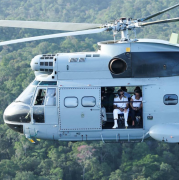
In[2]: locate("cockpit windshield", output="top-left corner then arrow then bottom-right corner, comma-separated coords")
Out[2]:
15,84 -> 36,105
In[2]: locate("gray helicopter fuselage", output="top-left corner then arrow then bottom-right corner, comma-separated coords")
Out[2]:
4,39 -> 179,143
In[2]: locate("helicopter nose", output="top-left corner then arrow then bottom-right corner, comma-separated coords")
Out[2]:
3,102 -> 31,123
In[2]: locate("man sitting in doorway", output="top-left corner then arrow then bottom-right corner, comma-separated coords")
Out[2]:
113,89 -> 129,129
130,90 -> 143,127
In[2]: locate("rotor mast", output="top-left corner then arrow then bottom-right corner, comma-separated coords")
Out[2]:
119,18 -> 129,41
108,18 -> 133,42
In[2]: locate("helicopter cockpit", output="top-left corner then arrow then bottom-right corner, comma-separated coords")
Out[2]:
4,82 -> 37,122
3,80 -> 58,133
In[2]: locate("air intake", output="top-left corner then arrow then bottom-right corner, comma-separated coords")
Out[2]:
31,54 -> 55,72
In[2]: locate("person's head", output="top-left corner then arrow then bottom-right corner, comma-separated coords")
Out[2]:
106,87 -> 114,93
118,89 -> 124,97
134,86 -> 141,91
135,90 -> 141,98
121,86 -> 127,92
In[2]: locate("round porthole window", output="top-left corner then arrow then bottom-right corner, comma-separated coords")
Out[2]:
109,58 -> 127,74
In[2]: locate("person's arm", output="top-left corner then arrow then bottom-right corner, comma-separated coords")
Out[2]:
113,99 -> 118,110
130,98 -> 134,109
113,104 -> 117,109
130,98 -> 137,110
126,103 -> 129,109
124,103 -> 128,112
138,102 -> 143,110
114,103 -> 124,111
137,97 -> 143,110
114,104 -> 124,111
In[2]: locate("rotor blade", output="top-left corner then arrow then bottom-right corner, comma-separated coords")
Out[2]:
139,17 -> 179,26
0,28 -> 107,46
0,20 -> 101,31
138,3 -> 179,22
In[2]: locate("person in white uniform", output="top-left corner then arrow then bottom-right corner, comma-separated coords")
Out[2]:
113,89 -> 129,129
130,90 -> 143,127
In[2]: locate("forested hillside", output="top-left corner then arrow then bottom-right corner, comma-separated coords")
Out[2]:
0,0 -> 179,179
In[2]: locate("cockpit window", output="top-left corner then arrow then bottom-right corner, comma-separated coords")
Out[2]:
34,89 -> 46,105
15,85 -> 36,105
45,88 -> 56,106
32,80 -> 40,85
39,81 -> 57,85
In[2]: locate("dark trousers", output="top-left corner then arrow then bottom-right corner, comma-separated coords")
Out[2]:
131,108 -> 142,121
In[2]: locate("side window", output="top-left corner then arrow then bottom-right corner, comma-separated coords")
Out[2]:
82,96 -> 96,107
33,107 -> 45,123
45,88 -> 56,106
34,89 -> 46,105
65,97 -> 78,108
164,94 -> 178,105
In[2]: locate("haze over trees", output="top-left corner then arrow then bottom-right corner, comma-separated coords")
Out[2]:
0,0 -> 179,179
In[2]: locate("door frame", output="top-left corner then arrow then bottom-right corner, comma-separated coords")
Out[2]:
31,86 -> 58,124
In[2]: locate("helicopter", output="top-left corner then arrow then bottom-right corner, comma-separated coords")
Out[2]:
2,3 -> 179,144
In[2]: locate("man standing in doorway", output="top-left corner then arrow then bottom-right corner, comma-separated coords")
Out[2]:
113,89 -> 129,129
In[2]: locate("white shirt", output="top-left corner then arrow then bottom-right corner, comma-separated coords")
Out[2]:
131,95 -> 142,107
113,96 -> 128,108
